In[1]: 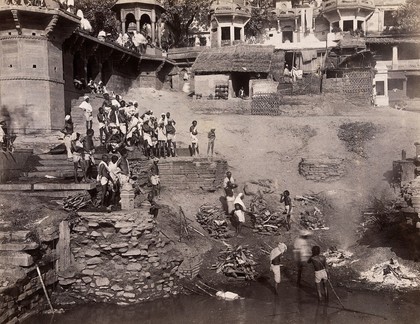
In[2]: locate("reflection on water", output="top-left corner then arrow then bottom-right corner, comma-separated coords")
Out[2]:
25,281 -> 420,324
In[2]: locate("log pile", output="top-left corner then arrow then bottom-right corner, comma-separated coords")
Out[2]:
63,191 -> 93,211
196,204 -> 230,239
250,196 -> 286,235
212,244 -> 257,280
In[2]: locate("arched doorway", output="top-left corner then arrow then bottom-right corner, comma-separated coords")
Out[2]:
73,51 -> 85,81
101,61 -> 112,85
140,14 -> 152,37
87,56 -> 100,82
125,13 -> 136,33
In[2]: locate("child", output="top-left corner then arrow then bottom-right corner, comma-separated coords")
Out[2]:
207,128 -> 216,157
233,203 -> 245,237
308,246 -> 329,302
280,190 -> 292,231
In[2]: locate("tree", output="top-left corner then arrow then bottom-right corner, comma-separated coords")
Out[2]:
162,0 -> 212,48
244,0 -> 276,42
393,0 -> 420,33
75,0 -> 120,37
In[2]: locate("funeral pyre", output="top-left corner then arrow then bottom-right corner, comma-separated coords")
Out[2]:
295,195 -> 328,230
359,259 -> 419,289
250,196 -> 287,235
212,244 -> 257,280
63,191 -> 94,211
196,204 -> 231,239
324,247 -> 354,268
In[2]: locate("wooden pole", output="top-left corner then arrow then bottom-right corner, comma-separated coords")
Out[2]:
36,266 -> 54,313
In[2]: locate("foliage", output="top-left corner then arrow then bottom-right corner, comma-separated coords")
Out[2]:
245,0 -> 276,42
393,0 -> 420,33
162,0 -> 212,48
75,0 -> 120,37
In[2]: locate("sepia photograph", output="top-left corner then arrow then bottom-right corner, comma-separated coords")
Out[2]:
0,0 -> 419,323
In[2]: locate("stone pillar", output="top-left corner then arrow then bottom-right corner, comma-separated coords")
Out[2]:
353,18 -> 357,31
120,183 -> 135,210
240,27 -> 245,42
136,19 -> 140,33
301,9 -> 305,32
339,19 -> 343,31
230,25 -> 234,45
122,20 -> 126,34
157,18 -> 161,48
392,46 -> 399,70
151,21 -> 156,44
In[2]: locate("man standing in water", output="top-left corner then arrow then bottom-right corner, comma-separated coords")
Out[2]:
294,230 -> 313,287
270,242 -> 287,294
308,245 -> 329,302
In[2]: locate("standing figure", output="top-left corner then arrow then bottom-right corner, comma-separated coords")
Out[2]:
82,129 -> 95,181
207,128 -> 216,157
157,123 -> 167,158
71,132 -> 86,183
97,107 -> 108,145
150,157 -> 160,198
280,190 -> 293,231
270,242 -> 287,294
118,149 -> 130,186
166,120 -> 176,157
190,120 -> 199,156
238,87 -> 245,99
61,115 -> 74,160
97,155 -> 113,207
79,95 -> 93,131
308,246 -> 329,302
294,230 -> 313,287
233,193 -> 246,237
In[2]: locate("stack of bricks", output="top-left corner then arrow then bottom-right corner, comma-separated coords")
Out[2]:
299,158 -> 345,182
158,158 -> 228,191
62,210 -> 184,304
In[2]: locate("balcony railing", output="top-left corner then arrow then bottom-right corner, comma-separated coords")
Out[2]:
322,0 -> 375,12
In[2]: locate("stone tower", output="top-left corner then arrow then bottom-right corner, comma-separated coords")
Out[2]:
0,2 -> 79,132
209,0 -> 251,48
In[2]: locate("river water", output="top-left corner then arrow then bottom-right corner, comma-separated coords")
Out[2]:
26,280 -> 420,324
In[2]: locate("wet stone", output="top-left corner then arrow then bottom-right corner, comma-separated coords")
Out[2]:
86,257 -> 102,265
82,277 -> 92,284
111,243 -> 128,249
85,249 -> 101,257
96,277 -> 110,287
127,263 -> 142,271
122,249 -> 141,257
123,293 -> 135,299
119,227 -> 132,234
111,285 -> 123,291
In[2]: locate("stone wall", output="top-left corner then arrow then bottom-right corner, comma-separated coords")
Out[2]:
299,158 -> 345,182
0,225 -> 60,324
61,210 -> 183,304
0,150 -> 32,183
158,158 -> 228,191
194,74 -> 230,97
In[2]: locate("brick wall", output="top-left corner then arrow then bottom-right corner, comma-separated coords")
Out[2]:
156,158 -> 228,190
299,157 -> 345,182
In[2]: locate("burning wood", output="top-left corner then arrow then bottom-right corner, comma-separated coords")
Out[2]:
212,244 -> 257,280
196,204 -> 231,239
324,248 -> 353,267
360,259 -> 418,289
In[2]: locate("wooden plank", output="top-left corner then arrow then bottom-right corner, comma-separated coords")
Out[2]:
56,221 -> 71,272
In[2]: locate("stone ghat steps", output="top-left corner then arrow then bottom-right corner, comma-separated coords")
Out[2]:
0,182 -> 97,198
0,230 -> 40,267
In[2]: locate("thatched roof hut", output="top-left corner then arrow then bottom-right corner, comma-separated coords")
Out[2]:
192,45 -> 275,74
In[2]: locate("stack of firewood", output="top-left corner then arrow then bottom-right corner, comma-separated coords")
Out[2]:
196,204 -> 231,239
212,244 -> 257,280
